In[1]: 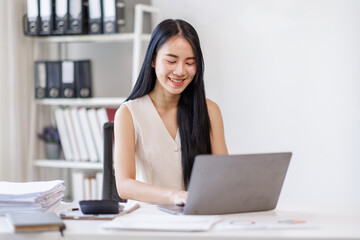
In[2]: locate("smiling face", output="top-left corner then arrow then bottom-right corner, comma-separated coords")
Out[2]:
152,35 -> 197,96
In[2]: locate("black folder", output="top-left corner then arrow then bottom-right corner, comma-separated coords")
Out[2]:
102,0 -> 125,34
75,60 -> 92,98
25,0 -> 40,35
61,61 -> 76,98
39,0 -> 53,35
35,61 -> 47,99
88,0 -> 103,34
67,0 -> 88,34
46,61 -> 62,98
53,0 -> 68,35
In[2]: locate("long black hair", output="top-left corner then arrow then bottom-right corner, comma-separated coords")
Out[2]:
126,19 -> 212,189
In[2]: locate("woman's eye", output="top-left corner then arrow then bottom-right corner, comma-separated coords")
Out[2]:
186,62 -> 195,66
167,60 -> 176,64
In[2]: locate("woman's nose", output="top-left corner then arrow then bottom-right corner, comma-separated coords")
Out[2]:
173,63 -> 185,76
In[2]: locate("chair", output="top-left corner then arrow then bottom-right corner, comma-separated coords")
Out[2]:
102,122 -> 124,201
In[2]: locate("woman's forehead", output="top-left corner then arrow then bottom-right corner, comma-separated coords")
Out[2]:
157,36 -> 194,57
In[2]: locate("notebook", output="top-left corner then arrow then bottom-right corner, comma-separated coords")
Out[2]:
6,212 -> 65,234
158,152 -> 292,215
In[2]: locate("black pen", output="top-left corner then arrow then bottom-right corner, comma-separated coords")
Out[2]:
67,208 -> 79,211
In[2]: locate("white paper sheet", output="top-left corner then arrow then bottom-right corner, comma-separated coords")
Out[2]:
0,180 -> 64,198
102,214 -> 222,232
215,218 -> 317,231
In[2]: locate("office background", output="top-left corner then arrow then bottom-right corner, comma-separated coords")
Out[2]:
0,0 -> 359,207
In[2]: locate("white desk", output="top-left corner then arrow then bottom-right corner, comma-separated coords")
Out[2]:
0,203 -> 359,240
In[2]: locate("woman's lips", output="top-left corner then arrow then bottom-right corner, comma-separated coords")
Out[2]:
169,77 -> 186,87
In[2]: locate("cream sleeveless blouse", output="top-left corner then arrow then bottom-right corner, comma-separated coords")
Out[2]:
123,95 -> 184,190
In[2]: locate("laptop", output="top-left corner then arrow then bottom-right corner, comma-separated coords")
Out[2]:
158,152 -> 292,215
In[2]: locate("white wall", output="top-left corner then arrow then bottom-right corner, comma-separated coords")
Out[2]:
152,0 -> 360,206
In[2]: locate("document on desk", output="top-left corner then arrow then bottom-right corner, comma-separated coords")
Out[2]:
59,201 -> 140,220
101,214 -> 222,232
215,218 -> 317,231
0,180 -> 65,215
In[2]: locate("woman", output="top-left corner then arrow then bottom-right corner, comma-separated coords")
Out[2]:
114,19 -> 228,205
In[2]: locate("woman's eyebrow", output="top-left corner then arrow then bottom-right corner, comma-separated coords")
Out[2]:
165,54 -> 195,60
165,54 -> 178,58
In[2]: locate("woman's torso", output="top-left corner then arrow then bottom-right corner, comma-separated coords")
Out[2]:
123,95 -> 184,190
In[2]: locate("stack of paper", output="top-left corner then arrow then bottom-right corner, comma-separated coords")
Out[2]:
0,180 -> 65,216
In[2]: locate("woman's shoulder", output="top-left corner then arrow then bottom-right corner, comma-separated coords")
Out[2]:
115,103 -> 131,122
123,95 -> 149,108
116,94 -> 150,121
206,98 -> 221,114
206,98 -> 224,124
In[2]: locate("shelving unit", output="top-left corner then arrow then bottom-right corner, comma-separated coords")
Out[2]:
34,33 -> 151,44
28,4 -> 161,182
34,160 -> 103,170
35,97 -> 126,107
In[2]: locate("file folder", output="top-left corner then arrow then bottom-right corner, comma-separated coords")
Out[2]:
102,0 -> 125,34
88,0 -> 103,34
39,0 -> 52,35
46,61 -> 62,98
67,0 -> 88,34
53,0 -> 68,35
75,60 -> 92,98
35,61 -> 47,99
61,61 -> 76,98
25,0 -> 40,35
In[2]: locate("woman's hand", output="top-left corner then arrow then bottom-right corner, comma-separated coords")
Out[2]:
169,190 -> 188,205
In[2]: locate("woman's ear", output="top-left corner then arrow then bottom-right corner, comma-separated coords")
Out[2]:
151,54 -> 157,68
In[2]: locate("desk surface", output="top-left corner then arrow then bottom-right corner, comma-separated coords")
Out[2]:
0,203 -> 359,240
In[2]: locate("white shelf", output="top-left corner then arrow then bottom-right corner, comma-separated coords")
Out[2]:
29,4 -> 161,178
35,97 -> 126,106
34,33 -> 151,44
34,159 -> 103,170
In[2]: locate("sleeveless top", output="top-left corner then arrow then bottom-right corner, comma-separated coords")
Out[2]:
123,95 -> 184,190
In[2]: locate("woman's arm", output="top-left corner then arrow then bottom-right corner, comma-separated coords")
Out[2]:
113,104 -> 187,204
206,99 -> 228,155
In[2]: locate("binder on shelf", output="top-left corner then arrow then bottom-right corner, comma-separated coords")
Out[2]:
87,108 -> 103,162
105,108 -> 117,122
88,0 -> 103,34
96,172 -> 103,199
25,0 -> 40,35
61,61 -> 76,98
75,60 -> 92,98
102,0 -> 125,34
78,107 -> 98,162
71,171 -> 85,201
35,61 -> 47,99
39,0 -> 53,35
70,107 -> 89,161
67,0 -> 87,34
96,108 -> 109,137
46,61 -> 62,98
63,108 -> 81,161
90,177 -> 97,200
53,108 -> 73,160
84,177 -> 91,200
53,0 -> 68,35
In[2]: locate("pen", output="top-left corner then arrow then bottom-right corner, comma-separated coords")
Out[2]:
119,203 -> 140,216
67,208 -> 79,211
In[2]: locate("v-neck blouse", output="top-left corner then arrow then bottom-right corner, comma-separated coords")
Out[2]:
123,95 -> 184,190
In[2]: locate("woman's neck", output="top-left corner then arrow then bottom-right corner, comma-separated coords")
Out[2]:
148,89 -> 180,110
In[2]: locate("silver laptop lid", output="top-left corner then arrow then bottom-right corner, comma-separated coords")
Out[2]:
183,152 -> 292,215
